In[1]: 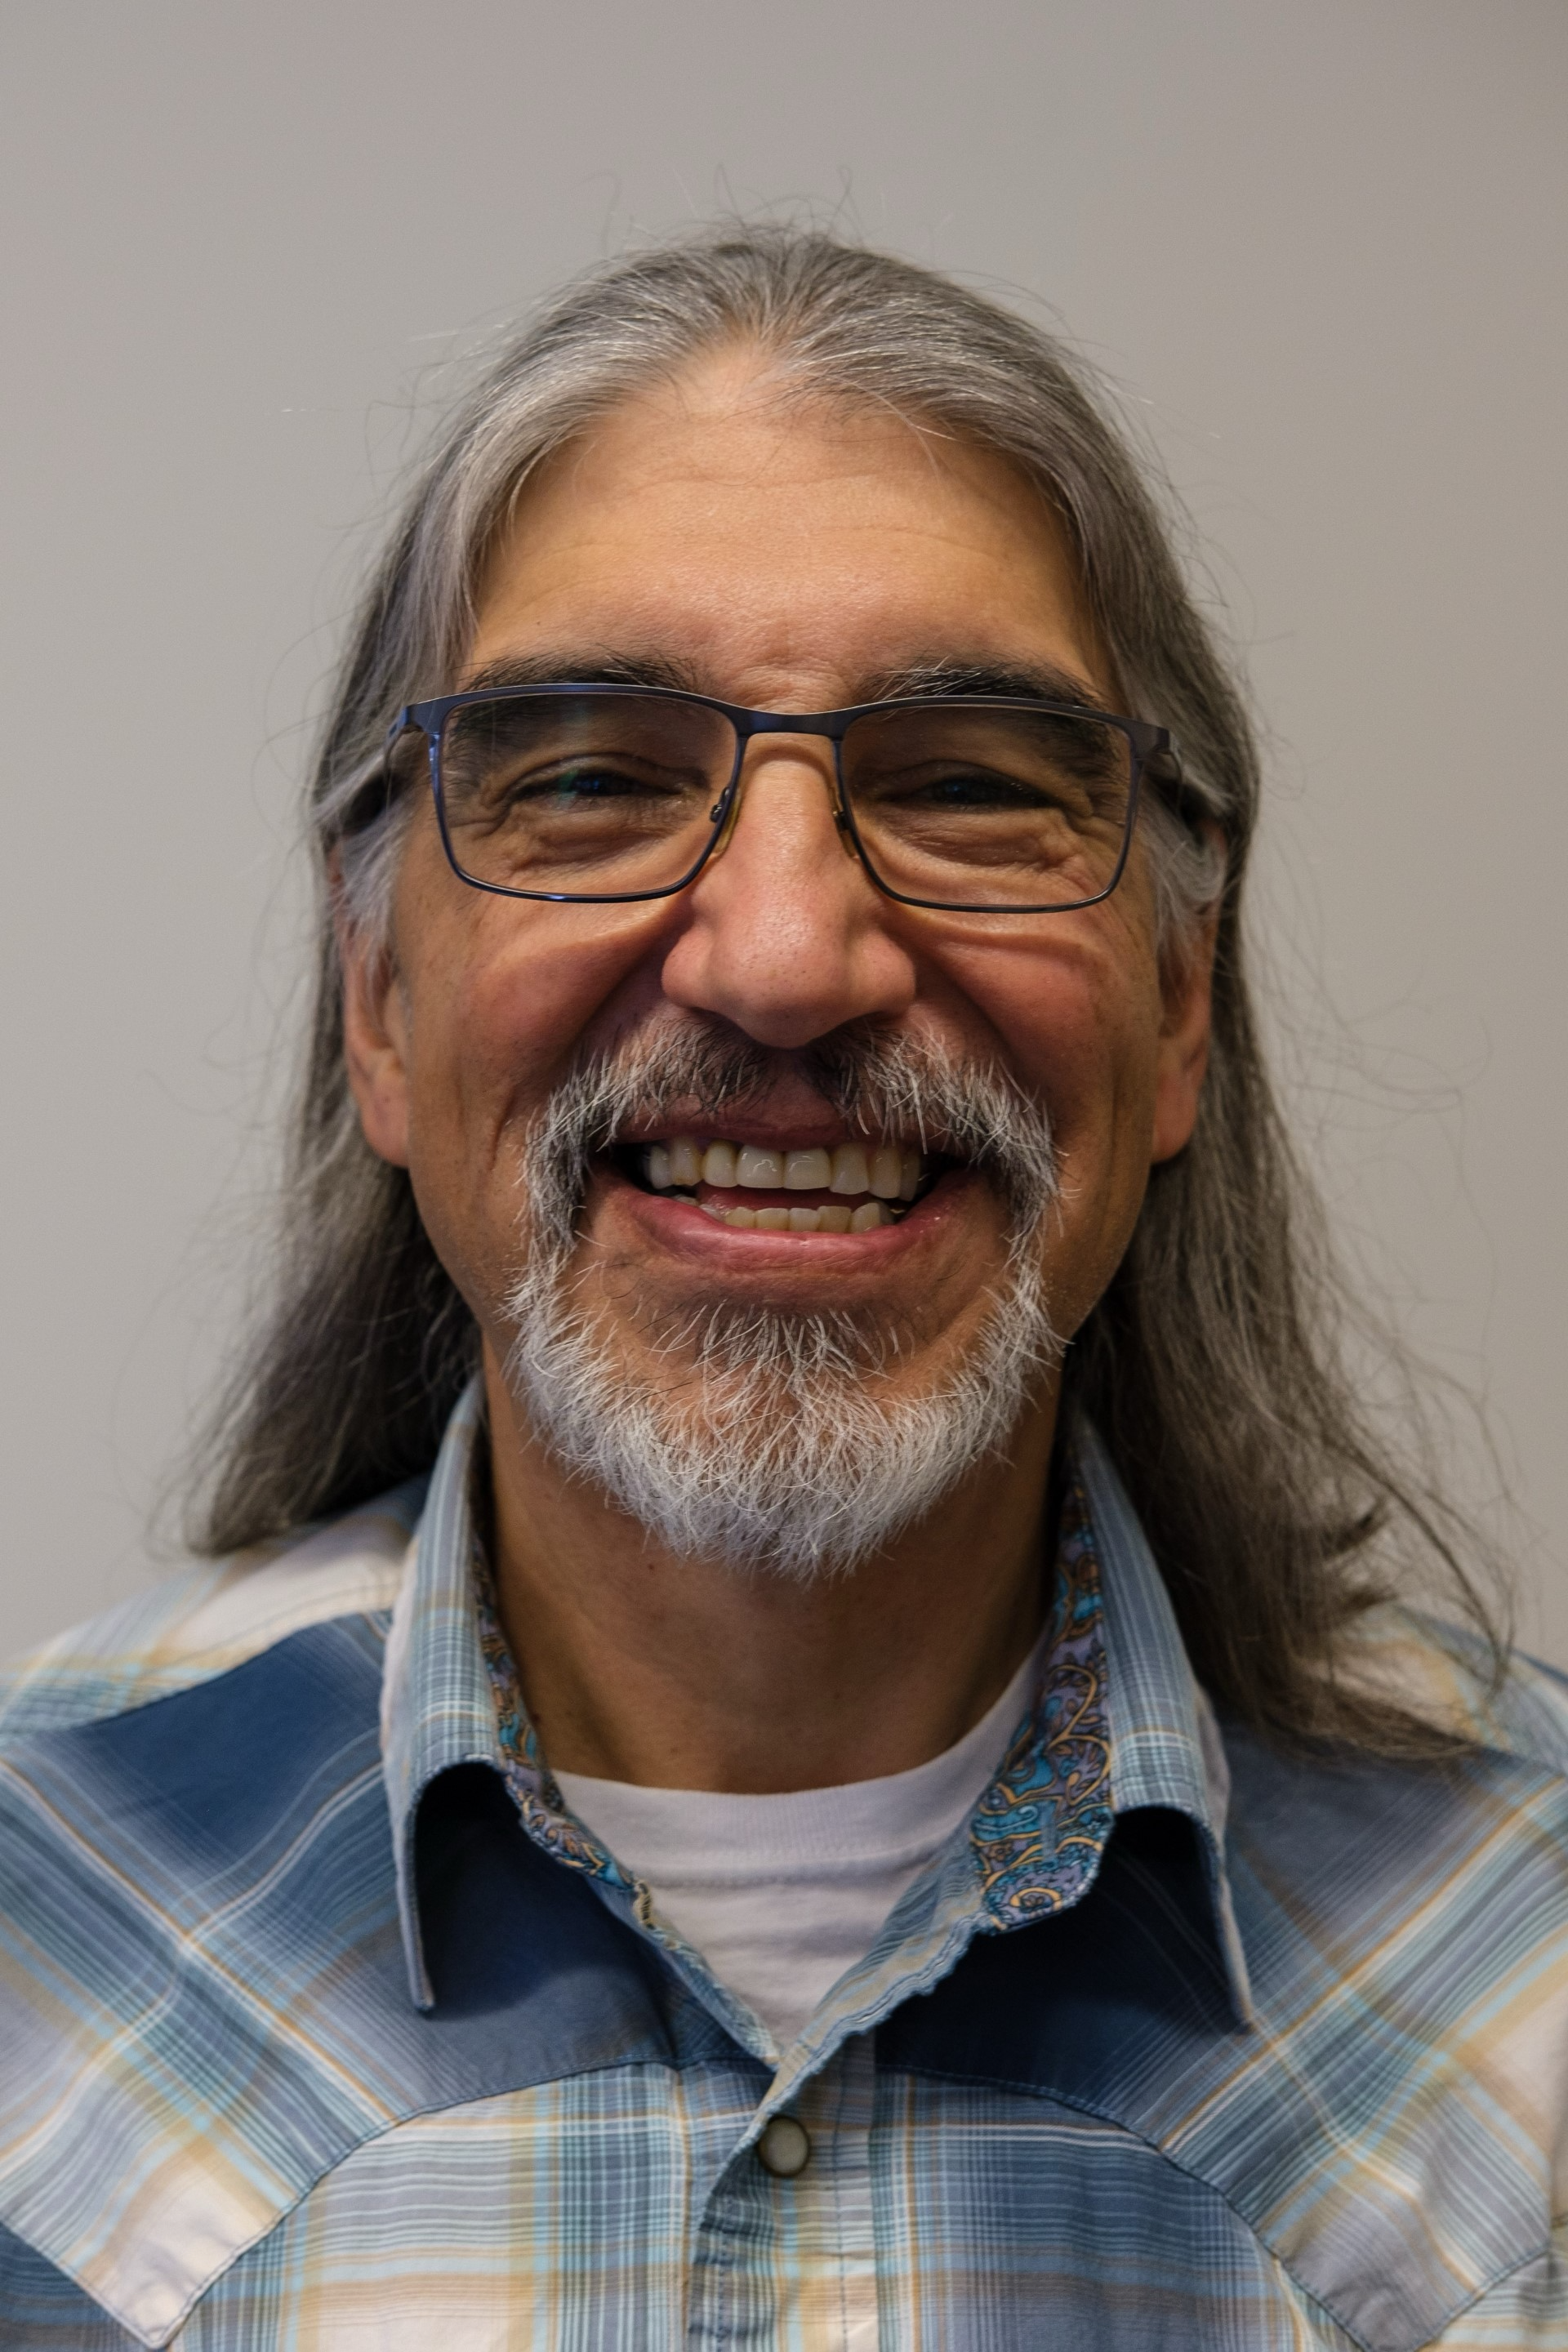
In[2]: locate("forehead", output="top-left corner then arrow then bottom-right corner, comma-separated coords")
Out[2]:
466,350 -> 1114,706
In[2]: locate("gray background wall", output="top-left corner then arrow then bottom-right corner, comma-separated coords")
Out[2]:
1,0 -> 1564,1659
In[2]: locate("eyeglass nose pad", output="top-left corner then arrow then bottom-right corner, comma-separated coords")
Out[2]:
704,744 -> 861,866
708,777 -> 745,858
827,764 -> 861,860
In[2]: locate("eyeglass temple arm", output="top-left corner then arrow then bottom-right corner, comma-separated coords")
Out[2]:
1145,740 -> 1209,836
332,710 -> 416,841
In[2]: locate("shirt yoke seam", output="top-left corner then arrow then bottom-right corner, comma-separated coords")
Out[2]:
888,2058 -> 1549,2350
0,1604 -> 399,1743
54,2050 -> 744,2344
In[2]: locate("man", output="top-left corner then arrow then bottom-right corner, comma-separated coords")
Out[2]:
0,226 -> 1563,2349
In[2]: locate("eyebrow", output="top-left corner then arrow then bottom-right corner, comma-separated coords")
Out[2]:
457,650 -> 707,697
457,650 -> 1116,715
859,657 -> 1111,713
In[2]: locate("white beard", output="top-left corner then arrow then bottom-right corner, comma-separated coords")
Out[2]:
500,1019 -> 1063,1581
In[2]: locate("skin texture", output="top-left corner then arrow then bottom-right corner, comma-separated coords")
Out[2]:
341,348 -> 1214,1793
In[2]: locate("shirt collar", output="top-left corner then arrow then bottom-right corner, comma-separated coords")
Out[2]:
1081,1419 -> 1227,1832
384,1383 -> 1252,2025
381,1376 -> 501,2009
1078,1419 -> 1254,2018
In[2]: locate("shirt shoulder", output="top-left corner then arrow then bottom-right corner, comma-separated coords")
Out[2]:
0,1480 -> 425,1740
1346,1600 -> 1568,1775
1184,1618 -> 1568,2349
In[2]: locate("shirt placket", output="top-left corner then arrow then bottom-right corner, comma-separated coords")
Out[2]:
688,2034 -> 880,2351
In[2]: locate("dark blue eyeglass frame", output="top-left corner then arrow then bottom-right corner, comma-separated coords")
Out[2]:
354,681 -> 1186,915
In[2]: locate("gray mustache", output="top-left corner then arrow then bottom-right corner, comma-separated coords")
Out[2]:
523,1017 -> 1058,1255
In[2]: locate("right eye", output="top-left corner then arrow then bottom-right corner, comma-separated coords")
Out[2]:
498,760 -> 678,807
866,764 -> 1064,813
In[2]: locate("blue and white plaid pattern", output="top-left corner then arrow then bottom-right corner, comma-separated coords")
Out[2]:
2,1383 -> 1567,2348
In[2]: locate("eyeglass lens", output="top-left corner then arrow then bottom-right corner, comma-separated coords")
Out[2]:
435,692 -> 1135,908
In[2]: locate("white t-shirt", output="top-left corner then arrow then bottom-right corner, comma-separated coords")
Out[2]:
555,1640 -> 1042,2052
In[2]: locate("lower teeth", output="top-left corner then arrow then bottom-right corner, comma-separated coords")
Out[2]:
698,1200 -> 895,1232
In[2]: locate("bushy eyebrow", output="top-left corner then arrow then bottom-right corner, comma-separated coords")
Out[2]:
860,657 -> 1111,713
458,650 -> 707,696
457,649 -> 1112,715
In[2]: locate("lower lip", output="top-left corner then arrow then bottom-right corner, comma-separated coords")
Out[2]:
595,1164 -> 973,1266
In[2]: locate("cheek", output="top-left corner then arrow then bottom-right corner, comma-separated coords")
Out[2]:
942,922 -> 1161,1142
936,926 -> 1163,1291
390,915 -> 581,1324
394,884 -> 677,1174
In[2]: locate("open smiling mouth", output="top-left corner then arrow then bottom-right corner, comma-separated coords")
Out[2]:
616,1137 -> 947,1234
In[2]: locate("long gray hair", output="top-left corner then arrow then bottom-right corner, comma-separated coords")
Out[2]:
189,223 -> 1503,1748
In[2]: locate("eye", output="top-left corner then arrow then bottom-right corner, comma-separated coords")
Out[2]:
466,758 -> 708,828
884,765 -> 1062,811
509,760 -> 679,804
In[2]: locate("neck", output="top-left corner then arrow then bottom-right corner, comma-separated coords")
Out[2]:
481,1343 -> 1058,1795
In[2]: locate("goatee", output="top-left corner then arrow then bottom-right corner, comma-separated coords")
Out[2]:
501,1018 -> 1062,1580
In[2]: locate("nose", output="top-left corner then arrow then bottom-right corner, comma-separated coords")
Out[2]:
657,737 -> 917,1048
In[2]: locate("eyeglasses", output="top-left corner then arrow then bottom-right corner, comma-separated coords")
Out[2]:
369,684 -> 1183,914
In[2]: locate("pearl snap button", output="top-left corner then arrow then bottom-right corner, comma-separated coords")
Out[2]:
756,2114 -> 812,2178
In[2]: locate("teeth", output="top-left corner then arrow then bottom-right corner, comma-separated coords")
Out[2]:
702,1140 -> 737,1187
644,1135 -> 930,1218
739,1200 -> 889,1233
785,1147 -> 831,1191
702,1200 -> 891,1235
830,1143 -> 870,1196
869,1145 -> 903,1200
735,1145 -> 785,1189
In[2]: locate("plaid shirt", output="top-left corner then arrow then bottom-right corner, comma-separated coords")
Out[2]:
2,1385 -> 1568,2348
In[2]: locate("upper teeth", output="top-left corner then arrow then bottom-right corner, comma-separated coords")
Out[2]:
641,1138 -> 924,1204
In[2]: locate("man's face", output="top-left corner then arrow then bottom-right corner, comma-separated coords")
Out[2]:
345,350 -> 1212,1547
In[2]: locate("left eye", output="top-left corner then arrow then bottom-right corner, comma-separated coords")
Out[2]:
530,764 -> 670,802
895,768 -> 1054,810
